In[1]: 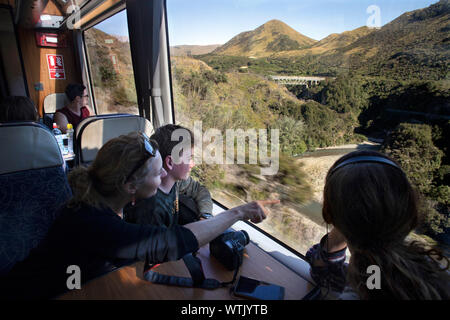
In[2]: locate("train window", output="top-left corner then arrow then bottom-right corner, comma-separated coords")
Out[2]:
84,10 -> 138,115
167,0 -> 449,256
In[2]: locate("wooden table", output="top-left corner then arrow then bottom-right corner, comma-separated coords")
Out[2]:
59,242 -> 315,300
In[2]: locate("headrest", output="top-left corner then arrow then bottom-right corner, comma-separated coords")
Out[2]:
77,115 -> 154,164
0,122 -> 63,175
43,93 -> 69,113
75,113 -> 135,138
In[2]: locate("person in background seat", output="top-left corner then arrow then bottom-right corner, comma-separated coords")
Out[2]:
0,96 -> 38,122
306,150 -> 449,300
54,83 -> 90,133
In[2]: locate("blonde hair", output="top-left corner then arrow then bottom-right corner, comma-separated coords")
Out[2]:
68,132 -> 158,209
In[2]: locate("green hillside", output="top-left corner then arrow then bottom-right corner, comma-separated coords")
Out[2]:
84,28 -> 138,114
171,56 -> 363,151
171,56 -> 366,210
327,0 -> 450,80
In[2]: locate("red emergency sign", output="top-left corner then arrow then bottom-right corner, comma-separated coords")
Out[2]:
46,54 -> 66,80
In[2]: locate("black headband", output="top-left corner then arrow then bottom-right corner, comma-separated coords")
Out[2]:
329,156 -> 402,176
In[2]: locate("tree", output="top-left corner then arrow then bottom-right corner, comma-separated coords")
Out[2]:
320,76 -> 369,115
271,116 -> 307,156
417,198 -> 450,236
382,123 -> 443,195
382,123 -> 448,237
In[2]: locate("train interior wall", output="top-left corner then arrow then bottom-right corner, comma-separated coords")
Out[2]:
0,0 -> 81,116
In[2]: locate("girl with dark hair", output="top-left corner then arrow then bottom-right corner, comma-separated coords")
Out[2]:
0,96 -> 38,122
306,150 -> 449,299
1,132 -> 276,299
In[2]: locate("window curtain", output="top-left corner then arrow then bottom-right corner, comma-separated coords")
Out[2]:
126,0 -> 173,127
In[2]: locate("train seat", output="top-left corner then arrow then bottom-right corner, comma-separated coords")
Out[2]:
42,93 -> 69,129
75,114 -> 154,166
0,122 -> 72,275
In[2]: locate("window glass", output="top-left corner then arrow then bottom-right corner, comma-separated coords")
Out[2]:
167,0 -> 449,256
84,10 -> 138,115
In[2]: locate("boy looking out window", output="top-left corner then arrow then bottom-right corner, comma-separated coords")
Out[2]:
124,124 -> 213,227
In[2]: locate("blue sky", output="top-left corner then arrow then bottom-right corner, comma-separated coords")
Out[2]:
96,0 -> 439,45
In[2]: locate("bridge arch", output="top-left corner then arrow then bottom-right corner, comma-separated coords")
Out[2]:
270,75 -> 328,87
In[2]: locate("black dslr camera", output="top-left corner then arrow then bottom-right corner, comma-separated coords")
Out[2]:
210,229 -> 250,270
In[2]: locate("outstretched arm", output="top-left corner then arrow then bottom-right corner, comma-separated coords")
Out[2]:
184,200 -> 278,247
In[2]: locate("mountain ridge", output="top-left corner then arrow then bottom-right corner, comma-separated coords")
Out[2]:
321,0 -> 450,79
212,19 -> 317,57
170,44 -> 221,56
203,0 -> 449,80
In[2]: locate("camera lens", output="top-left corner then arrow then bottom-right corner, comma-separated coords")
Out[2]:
210,229 -> 251,271
235,230 -> 250,246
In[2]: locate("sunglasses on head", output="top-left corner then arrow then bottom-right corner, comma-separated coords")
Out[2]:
125,132 -> 156,182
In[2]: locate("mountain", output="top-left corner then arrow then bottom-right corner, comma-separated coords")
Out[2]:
339,0 -> 450,79
296,0 -> 450,79
205,1 -> 449,80
212,19 -> 317,57
274,26 -> 375,58
311,26 -> 375,53
170,44 -> 221,56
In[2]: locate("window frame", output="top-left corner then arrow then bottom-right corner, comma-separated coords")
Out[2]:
163,0 -> 176,125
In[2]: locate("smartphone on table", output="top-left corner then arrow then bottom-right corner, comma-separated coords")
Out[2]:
232,276 -> 285,300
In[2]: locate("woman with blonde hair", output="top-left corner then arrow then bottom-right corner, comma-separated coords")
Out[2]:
306,150 -> 449,299
2,132 -> 276,299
